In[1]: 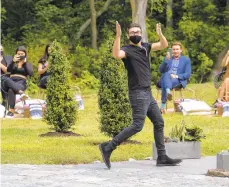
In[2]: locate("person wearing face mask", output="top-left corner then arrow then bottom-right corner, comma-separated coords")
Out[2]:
2,46 -> 33,118
99,22 -> 182,169
38,44 -> 51,89
157,42 -> 192,113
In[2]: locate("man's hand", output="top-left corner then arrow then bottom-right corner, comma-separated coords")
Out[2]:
156,23 -> 162,36
116,21 -> 121,37
151,23 -> 168,51
170,74 -> 178,79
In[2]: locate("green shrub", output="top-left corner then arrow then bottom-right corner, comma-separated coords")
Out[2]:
98,41 -> 131,137
185,125 -> 206,142
75,71 -> 99,90
26,81 -> 39,96
169,120 -> 186,142
44,41 -> 77,132
169,120 -> 206,142
72,45 -> 101,79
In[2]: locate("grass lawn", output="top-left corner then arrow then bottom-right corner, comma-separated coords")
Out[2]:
1,83 -> 229,164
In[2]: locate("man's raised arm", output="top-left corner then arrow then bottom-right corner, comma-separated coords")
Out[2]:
112,21 -> 126,60
151,23 -> 168,51
221,50 -> 229,67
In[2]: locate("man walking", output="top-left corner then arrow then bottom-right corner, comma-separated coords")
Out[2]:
99,22 -> 182,169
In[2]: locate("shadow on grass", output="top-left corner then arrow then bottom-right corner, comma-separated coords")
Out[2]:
40,131 -> 82,137
89,139 -> 142,146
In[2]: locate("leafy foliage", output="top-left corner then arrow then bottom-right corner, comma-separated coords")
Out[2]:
98,41 -> 131,137
185,125 -> 206,142
169,120 -> 186,142
75,71 -> 99,90
1,0 -> 229,85
196,53 -> 213,83
169,120 -> 206,142
44,41 -> 77,132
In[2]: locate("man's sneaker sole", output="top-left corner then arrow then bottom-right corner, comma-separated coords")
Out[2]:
99,144 -> 111,169
156,160 -> 182,166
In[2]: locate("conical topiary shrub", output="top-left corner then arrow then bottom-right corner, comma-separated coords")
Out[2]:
44,41 -> 77,132
98,41 -> 131,137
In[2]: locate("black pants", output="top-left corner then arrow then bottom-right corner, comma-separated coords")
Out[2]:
1,77 -> 26,109
109,89 -> 166,156
39,76 -> 49,89
1,75 -> 8,106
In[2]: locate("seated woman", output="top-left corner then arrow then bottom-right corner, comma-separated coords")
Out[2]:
38,44 -> 51,89
218,49 -> 229,102
2,46 -> 33,118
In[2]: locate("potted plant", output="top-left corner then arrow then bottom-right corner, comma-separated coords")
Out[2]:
153,120 -> 206,159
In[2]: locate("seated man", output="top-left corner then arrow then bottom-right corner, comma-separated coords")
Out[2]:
158,42 -> 192,112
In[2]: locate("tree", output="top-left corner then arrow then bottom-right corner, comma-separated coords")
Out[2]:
44,41 -> 77,132
2,0 -> 229,84
89,0 -> 97,49
196,53 -> 213,83
98,41 -> 131,137
226,0 -> 229,24
76,0 -> 112,40
166,0 -> 173,28
130,0 -> 148,42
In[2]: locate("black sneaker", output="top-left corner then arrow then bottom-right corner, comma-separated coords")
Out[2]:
99,142 -> 113,169
6,111 -> 14,118
167,93 -> 173,101
156,155 -> 182,166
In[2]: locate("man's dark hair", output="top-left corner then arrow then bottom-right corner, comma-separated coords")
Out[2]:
127,23 -> 142,32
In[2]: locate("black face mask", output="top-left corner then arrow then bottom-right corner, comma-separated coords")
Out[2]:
0,51 -> 3,56
129,35 -> 142,44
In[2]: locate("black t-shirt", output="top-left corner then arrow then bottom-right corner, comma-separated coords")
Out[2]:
121,42 -> 152,90
7,61 -> 33,77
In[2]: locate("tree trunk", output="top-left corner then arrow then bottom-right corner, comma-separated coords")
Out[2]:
89,0 -> 97,50
226,0 -> 229,25
76,0 -> 112,40
166,0 -> 173,28
199,75 -> 203,84
130,0 -> 148,42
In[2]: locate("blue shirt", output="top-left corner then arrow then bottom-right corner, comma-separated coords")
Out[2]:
169,58 -> 179,75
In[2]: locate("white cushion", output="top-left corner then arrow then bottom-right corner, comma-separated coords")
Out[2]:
180,100 -> 212,112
